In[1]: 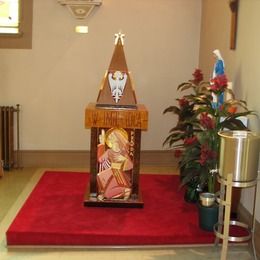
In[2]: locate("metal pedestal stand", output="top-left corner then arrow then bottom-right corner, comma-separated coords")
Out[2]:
214,173 -> 258,260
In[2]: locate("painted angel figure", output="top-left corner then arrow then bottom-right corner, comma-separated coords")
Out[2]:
108,71 -> 128,103
97,128 -> 133,201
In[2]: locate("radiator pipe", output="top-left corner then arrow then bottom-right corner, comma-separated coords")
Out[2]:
16,104 -> 20,169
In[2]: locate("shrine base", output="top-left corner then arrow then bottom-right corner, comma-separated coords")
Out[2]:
84,183 -> 144,208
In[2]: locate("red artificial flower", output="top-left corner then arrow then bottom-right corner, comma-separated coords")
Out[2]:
228,106 -> 237,114
199,112 -> 215,130
184,136 -> 197,145
192,69 -> 204,85
199,145 -> 218,166
178,98 -> 189,108
210,74 -> 228,93
174,149 -> 181,158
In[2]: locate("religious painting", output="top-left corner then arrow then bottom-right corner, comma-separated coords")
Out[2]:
96,127 -> 135,201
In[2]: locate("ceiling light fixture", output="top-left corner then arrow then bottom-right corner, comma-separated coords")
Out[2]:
58,0 -> 102,19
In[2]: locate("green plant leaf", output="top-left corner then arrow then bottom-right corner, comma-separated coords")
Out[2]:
163,106 -> 180,115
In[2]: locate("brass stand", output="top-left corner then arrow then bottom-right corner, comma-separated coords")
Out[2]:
214,173 -> 258,260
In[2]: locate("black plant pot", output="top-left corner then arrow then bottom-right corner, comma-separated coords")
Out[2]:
197,201 -> 219,231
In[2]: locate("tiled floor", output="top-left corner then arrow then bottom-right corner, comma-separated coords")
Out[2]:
0,167 -> 256,259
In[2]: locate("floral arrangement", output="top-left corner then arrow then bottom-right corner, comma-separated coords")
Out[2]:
163,69 -> 254,198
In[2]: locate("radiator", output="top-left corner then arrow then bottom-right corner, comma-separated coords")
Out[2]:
0,104 -> 20,171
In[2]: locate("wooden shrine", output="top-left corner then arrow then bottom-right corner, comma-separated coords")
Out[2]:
84,32 -> 148,208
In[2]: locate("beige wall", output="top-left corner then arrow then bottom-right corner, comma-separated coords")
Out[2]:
199,0 -> 260,222
0,0 -> 202,151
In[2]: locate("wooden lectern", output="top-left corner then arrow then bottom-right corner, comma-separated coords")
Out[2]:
84,33 -> 148,208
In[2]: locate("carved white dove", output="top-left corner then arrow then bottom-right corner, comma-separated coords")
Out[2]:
108,71 -> 128,103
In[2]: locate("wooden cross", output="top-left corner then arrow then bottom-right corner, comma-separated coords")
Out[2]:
229,0 -> 239,50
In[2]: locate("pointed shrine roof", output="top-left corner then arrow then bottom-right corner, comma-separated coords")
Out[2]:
96,32 -> 137,109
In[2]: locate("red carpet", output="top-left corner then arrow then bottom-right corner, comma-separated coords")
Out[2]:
6,171 -> 217,246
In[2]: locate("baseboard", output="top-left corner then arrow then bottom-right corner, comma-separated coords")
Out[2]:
14,150 -> 179,168
237,202 -> 260,258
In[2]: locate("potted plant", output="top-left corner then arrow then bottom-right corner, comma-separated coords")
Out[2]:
163,69 -> 255,202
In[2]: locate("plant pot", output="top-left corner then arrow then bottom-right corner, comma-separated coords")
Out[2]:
197,201 -> 219,231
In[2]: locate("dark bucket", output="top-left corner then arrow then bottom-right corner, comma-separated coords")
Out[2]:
197,201 -> 219,231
